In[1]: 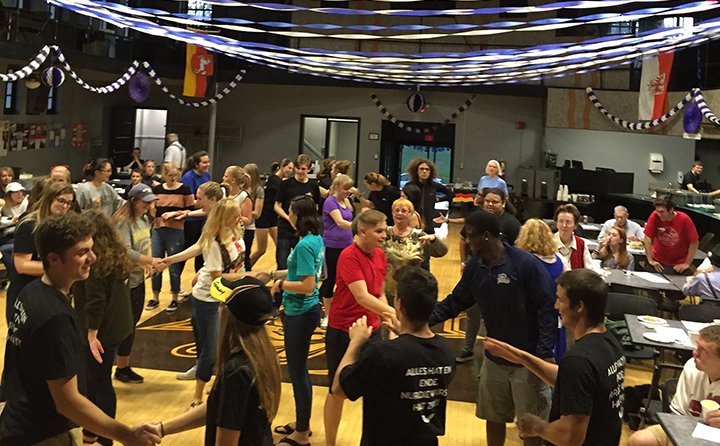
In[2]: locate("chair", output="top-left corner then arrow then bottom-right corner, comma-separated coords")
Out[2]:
698,232 -> 716,253
679,302 -> 720,323
606,292 -> 658,361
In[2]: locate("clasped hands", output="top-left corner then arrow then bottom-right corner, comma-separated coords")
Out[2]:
121,423 -> 163,446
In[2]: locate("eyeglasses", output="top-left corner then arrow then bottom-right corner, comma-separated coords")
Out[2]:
418,167 -> 431,172
54,197 -> 73,206
484,200 -> 502,206
99,169 -> 112,173
556,220 -> 575,227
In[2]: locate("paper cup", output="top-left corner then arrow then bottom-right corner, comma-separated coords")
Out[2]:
701,399 -> 720,422
689,330 -> 700,347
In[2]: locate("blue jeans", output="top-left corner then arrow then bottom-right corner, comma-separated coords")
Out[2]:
191,297 -> 219,382
284,303 -> 321,432
275,234 -> 298,270
151,227 -> 184,294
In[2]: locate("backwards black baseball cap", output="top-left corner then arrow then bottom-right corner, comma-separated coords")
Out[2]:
210,276 -> 273,326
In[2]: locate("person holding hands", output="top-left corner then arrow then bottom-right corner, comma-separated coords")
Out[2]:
485,269 -> 625,446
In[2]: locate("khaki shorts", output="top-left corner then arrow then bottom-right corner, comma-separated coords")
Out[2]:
32,428 -> 83,446
476,358 -> 551,423
646,424 -> 668,446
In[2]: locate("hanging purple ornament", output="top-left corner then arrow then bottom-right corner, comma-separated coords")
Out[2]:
407,92 -> 425,113
41,67 -> 65,87
683,101 -> 702,135
129,73 -> 151,103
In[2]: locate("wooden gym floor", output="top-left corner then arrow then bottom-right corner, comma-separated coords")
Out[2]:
0,224 -> 651,445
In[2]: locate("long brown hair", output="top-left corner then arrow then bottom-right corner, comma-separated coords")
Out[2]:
243,163 -> 261,199
85,209 -> 131,279
113,197 -> 149,224
216,309 -> 281,421
23,180 -> 74,226
600,226 -> 630,268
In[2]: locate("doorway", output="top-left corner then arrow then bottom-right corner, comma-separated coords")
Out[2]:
300,115 -> 360,181
109,107 -> 167,168
379,120 -> 455,186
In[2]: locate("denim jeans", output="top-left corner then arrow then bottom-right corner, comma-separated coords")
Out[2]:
284,303 -> 321,432
192,297 -> 219,382
275,234 -> 298,270
151,227 -> 184,294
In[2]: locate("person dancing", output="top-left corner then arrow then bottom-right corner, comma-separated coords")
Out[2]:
271,195 -> 325,446
154,276 -> 281,445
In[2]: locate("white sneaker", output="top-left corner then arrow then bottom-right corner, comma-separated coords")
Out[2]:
176,365 -> 197,380
320,316 -> 328,329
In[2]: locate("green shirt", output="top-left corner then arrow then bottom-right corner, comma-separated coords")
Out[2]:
283,233 -> 324,316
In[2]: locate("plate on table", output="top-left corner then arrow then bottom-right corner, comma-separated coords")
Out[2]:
638,315 -> 667,325
643,332 -> 676,344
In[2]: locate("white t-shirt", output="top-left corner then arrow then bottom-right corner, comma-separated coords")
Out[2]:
164,141 -> 186,168
670,358 -> 720,417
192,237 -> 245,302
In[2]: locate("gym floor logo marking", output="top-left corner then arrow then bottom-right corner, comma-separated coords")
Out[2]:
138,314 -> 466,374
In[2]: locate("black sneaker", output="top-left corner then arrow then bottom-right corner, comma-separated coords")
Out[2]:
145,300 -> 159,311
455,349 -> 474,364
114,367 -> 144,384
166,300 -> 180,313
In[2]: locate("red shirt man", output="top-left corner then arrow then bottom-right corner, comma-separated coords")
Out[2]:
324,210 -> 395,446
643,196 -> 699,274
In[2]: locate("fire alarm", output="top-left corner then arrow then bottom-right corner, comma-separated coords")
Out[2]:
516,121 -> 526,130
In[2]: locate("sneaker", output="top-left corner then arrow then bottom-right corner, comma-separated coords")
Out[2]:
455,349 -> 474,364
145,300 -> 159,311
179,289 -> 191,298
176,365 -> 197,380
114,367 -> 144,384
320,316 -> 328,329
166,300 -> 180,313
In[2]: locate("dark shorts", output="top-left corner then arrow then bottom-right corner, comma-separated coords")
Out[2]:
255,212 -> 278,229
325,326 -> 380,392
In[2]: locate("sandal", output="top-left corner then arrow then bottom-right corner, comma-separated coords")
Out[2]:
273,424 -> 312,437
275,437 -> 310,446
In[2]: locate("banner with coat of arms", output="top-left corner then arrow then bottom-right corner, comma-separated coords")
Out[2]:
183,44 -> 214,98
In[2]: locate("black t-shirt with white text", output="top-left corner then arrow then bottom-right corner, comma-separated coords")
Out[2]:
205,351 -> 273,446
549,331 -> 625,446
274,177 -> 321,236
339,334 -> 456,446
1,280 -> 85,445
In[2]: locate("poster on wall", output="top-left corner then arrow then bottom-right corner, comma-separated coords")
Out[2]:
71,122 -> 87,149
0,121 -> 9,157
48,124 -> 66,148
29,123 -> 48,150
8,123 -> 29,152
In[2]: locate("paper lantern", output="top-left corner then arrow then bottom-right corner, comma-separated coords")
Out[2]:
407,92 -> 425,113
129,73 -> 151,103
683,101 -> 702,135
41,67 -> 65,87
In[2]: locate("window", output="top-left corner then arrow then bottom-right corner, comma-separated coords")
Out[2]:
187,0 -> 213,19
607,21 -> 637,36
47,86 -> 57,114
3,69 -> 17,115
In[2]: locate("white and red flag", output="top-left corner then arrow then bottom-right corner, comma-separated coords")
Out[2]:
638,51 -> 674,121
